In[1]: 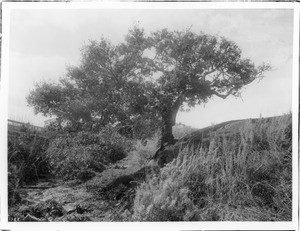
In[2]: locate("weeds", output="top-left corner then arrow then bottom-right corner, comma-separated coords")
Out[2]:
46,126 -> 133,180
8,128 -> 51,205
133,114 -> 292,221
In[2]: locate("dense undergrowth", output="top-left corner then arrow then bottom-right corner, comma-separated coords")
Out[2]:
8,125 -> 134,206
8,130 -> 51,205
132,114 -> 292,221
8,115 -> 292,222
46,126 -> 133,181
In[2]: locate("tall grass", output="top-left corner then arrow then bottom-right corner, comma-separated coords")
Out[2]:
133,114 -> 292,221
8,128 -> 51,205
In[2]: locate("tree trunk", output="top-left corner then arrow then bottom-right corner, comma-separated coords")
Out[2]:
160,94 -> 185,150
160,96 -> 183,148
161,116 -> 175,147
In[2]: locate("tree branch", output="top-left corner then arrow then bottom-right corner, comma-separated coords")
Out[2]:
208,71 -> 223,85
150,60 -> 169,75
212,88 -> 235,99
202,67 -> 217,78
173,93 -> 185,109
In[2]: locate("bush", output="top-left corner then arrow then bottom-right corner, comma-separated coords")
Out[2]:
133,155 -> 199,221
133,115 -> 292,221
8,129 -> 51,205
8,132 -> 51,184
46,126 -> 133,180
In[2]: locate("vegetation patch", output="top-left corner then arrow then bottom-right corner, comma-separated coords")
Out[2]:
46,127 -> 133,180
8,129 -> 51,206
133,115 -> 292,221
9,25 -> 291,222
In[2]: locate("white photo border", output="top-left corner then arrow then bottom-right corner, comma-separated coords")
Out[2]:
0,2 -> 298,231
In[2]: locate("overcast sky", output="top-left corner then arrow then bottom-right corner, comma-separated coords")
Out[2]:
7,7 -> 294,128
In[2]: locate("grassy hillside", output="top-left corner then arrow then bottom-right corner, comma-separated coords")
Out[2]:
8,114 -> 292,222
133,114 -> 292,221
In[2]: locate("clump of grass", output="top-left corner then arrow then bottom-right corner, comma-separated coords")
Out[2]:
8,128 -> 51,205
132,147 -> 201,221
133,114 -> 292,221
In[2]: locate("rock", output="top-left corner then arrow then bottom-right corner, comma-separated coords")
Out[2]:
62,204 -> 76,214
23,214 -> 41,222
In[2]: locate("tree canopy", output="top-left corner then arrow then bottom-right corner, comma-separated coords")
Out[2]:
27,26 -> 271,144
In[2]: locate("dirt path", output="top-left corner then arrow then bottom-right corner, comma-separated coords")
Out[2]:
9,179 -> 117,221
9,153 -> 143,222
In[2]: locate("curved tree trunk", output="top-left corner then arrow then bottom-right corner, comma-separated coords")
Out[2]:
161,114 -> 176,147
160,95 -> 184,149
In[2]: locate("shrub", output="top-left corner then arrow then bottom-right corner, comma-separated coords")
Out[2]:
8,129 -> 51,205
46,126 -> 133,180
8,132 -> 51,184
132,150 -> 200,221
133,114 -> 292,221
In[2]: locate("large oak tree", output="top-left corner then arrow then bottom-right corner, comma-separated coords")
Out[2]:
27,26 -> 271,145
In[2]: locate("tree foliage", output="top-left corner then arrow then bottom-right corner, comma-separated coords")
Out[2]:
27,26 -> 271,143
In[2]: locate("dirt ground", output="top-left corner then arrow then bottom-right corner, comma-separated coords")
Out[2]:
8,154 -> 141,222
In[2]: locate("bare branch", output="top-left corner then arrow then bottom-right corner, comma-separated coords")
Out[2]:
202,66 -> 217,77
212,88 -> 235,99
207,71 -> 222,85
